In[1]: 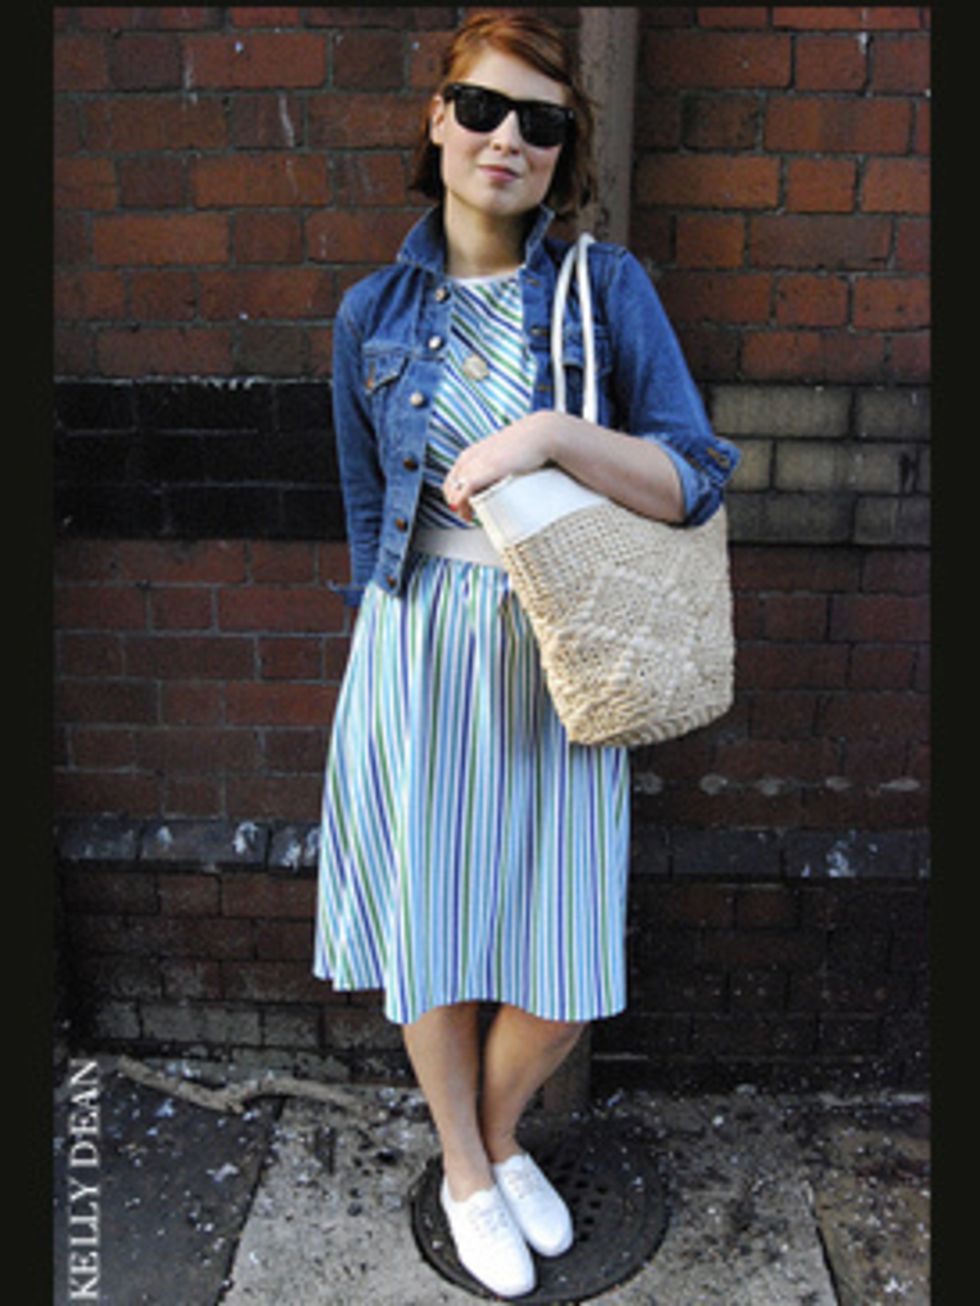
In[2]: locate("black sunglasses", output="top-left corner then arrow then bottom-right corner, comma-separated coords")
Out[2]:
443,83 -> 574,149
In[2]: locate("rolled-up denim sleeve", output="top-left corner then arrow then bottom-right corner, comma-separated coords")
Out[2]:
605,249 -> 740,525
330,302 -> 384,608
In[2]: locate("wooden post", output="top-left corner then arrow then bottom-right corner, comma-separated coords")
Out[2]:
540,8 -> 638,1119
577,6 -> 639,245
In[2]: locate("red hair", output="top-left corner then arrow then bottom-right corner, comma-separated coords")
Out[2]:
410,11 -> 596,218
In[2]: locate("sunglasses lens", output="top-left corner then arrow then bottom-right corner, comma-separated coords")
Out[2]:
522,106 -> 569,147
449,86 -> 570,148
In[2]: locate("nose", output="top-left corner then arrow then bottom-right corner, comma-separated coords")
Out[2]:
489,108 -> 523,150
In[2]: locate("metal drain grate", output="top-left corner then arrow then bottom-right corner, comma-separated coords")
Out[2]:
410,1116 -> 669,1303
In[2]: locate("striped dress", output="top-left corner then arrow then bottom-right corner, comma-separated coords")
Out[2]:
313,271 -> 630,1026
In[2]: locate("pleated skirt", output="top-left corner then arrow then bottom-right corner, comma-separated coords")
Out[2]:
312,549 -> 630,1026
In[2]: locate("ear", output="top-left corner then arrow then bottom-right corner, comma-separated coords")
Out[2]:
429,94 -> 448,147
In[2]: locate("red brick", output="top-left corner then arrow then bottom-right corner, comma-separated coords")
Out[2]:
70,727 -> 136,770
795,34 -> 867,90
772,8 -> 923,29
221,873 -> 314,917
229,7 -> 303,26
255,920 -> 312,960
55,584 -> 147,631
117,155 -> 186,209
116,540 -> 247,584
848,646 -> 916,690
872,34 -> 931,91
92,213 -> 228,265
895,219 -> 930,272
57,633 -> 125,678
307,93 -> 424,148
55,271 -> 127,321
131,269 -> 197,321
775,274 -> 848,326
193,155 -> 331,207
162,777 -> 223,819
234,213 -> 304,264
226,773 -> 323,822
861,551 -> 929,595
736,642 -> 849,689
715,737 -> 838,780
258,637 -> 323,680
731,546 -> 860,593
644,31 -> 791,87
749,692 -> 818,738
764,97 -> 910,153
251,542 -> 318,583
696,8 -> 769,27
137,727 -> 261,774
56,679 -> 158,725
749,215 -> 891,269
675,214 -> 745,268
820,691 -> 929,740
199,269 -> 336,320
736,886 -> 799,929
635,154 -> 779,209
109,33 -> 181,89
184,33 -> 327,88
306,208 -> 418,264
101,96 -> 227,150
264,728 -> 327,772
890,332 -> 930,380
218,585 -> 343,633
853,277 -> 929,330
681,95 -> 759,149
55,35 -> 110,91
659,272 -> 771,323
125,634 -> 255,679
861,158 -> 930,214
56,771 -> 160,817
332,28 -> 403,89
829,593 -> 929,642
157,873 -> 221,916
224,682 -> 335,726
785,158 -> 856,213
97,327 -> 233,377
161,683 -> 223,725
332,153 -> 408,207
230,93 -> 304,148
55,157 -> 117,211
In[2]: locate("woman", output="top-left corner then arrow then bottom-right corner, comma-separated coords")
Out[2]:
313,12 -> 740,1298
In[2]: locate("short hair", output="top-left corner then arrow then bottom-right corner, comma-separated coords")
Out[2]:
409,11 -> 597,219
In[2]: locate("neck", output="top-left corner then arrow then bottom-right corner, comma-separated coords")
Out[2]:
441,197 -> 528,279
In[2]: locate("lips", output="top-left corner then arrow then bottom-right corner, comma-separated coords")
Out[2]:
479,164 -> 521,182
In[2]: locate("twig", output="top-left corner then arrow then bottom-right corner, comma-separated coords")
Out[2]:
114,1054 -> 368,1115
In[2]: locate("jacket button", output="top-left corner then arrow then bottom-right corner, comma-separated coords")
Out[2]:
428,335 -> 443,351
434,286 -> 449,302
394,517 -> 408,531
403,456 -> 419,471
409,391 -> 425,407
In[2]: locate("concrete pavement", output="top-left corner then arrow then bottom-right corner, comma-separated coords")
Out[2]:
52,1051 -> 929,1304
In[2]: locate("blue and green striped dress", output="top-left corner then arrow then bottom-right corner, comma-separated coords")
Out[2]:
313,271 -> 630,1026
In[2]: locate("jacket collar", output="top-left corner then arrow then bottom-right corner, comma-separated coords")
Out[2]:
396,204 -> 556,276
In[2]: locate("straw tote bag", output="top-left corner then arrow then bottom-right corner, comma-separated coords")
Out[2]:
471,234 -> 735,748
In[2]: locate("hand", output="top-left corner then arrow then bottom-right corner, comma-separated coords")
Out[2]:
442,411 -> 560,523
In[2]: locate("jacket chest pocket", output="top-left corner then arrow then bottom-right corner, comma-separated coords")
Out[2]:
362,347 -> 411,455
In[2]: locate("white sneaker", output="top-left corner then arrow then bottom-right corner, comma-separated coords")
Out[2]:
492,1152 -> 574,1257
439,1178 -> 536,1298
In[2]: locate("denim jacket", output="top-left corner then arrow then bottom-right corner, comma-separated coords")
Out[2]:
331,204 -> 741,607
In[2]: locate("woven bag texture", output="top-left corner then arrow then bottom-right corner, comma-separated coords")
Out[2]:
499,502 -> 734,747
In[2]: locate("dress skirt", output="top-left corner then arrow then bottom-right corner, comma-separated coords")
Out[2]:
313,269 -> 630,1026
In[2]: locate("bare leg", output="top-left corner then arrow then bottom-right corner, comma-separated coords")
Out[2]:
401,1001 -> 493,1201
480,1005 -> 586,1164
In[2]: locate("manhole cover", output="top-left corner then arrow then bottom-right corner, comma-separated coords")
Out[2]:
410,1116 -> 669,1302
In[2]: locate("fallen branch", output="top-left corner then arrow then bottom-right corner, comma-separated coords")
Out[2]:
114,1053 -> 369,1115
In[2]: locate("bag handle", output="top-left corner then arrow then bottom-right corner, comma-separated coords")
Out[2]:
550,233 -> 597,424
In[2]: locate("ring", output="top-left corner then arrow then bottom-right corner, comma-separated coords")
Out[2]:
452,477 -> 466,492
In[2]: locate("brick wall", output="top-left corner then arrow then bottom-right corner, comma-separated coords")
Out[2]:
53,7 -> 929,1087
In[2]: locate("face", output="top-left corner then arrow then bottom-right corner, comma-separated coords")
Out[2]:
429,48 -> 568,231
